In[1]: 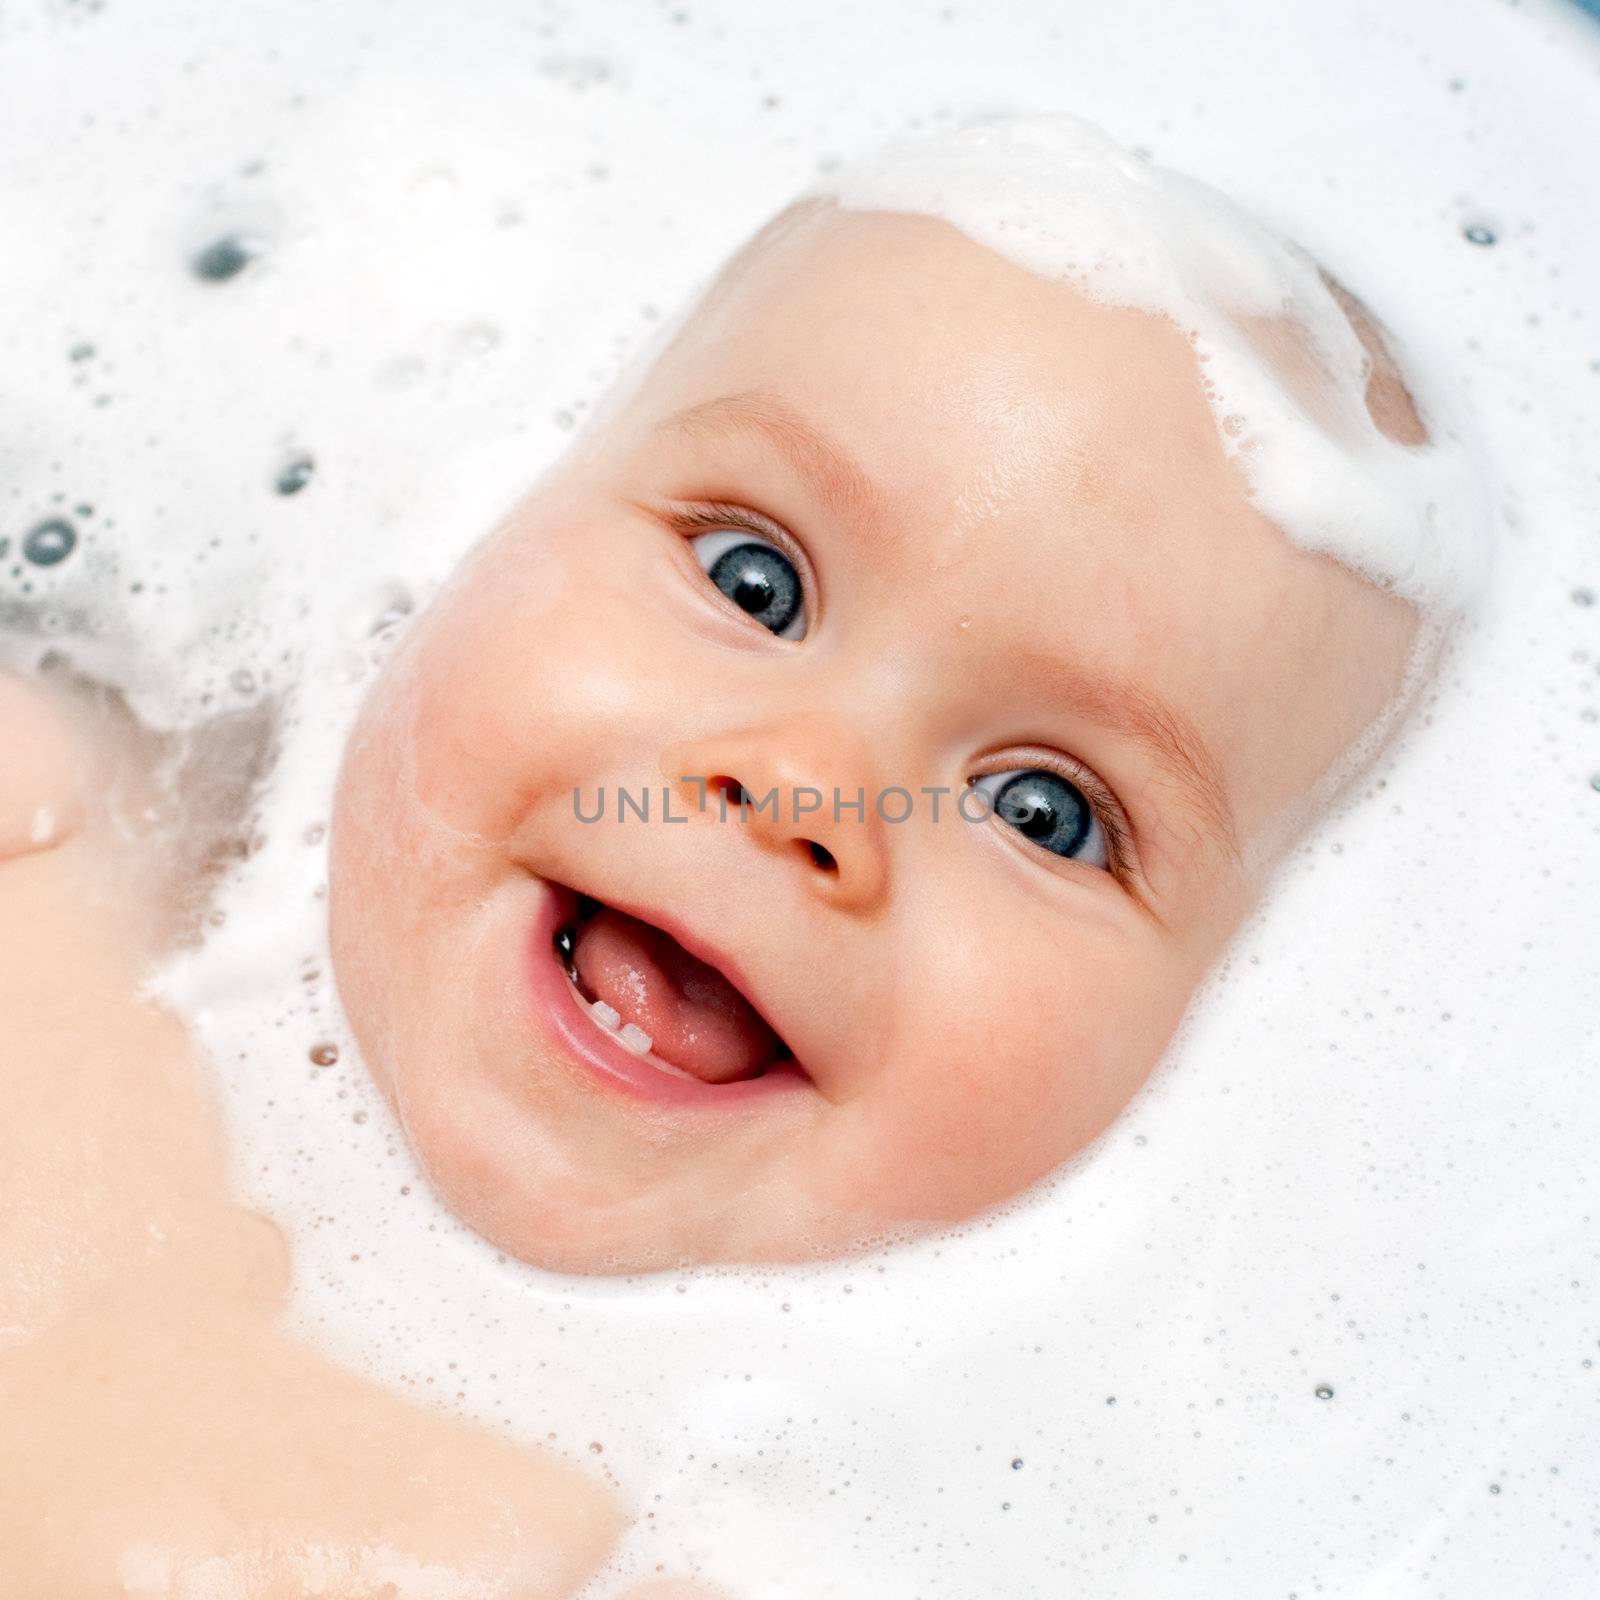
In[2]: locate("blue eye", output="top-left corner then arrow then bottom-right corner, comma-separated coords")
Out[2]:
971,767 -> 1110,869
690,530 -> 806,639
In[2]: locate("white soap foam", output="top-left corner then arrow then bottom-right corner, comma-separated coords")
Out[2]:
2,2 -> 1598,1597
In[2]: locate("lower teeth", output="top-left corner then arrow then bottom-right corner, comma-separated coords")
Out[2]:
555,926 -> 661,1057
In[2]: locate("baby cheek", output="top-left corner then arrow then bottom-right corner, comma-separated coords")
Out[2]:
403,538 -> 711,837
857,923 -> 1193,1217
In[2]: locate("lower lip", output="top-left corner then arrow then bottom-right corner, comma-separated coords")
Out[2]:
522,877 -> 809,1109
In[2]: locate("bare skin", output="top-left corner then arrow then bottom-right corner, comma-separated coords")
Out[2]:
0,671 -> 712,1598
330,205 -> 1424,1272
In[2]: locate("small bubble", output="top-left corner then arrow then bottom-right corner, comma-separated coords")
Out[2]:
68,341 -> 96,362
192,233 -> 262,282
304,822 -> 326,846
309,1042 -> 339,1067
1572,586 -> 1595,606
1590,774 -> 1600,794
1105,1396 -> 1117,1406
1462,223 -> 1496,247
22,519 -> 77,567
230,668 -> 257,695
1011,1458 -> 1024,1471
1315,1384 -> 1335,1400
353,1110 -> 368,1124
275,454 -> 315,496
588,1440 -> 604,1454
1488,1483 -> 1501,1495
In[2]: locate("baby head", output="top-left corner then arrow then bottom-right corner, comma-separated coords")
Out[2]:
328,118 -> 1484,1272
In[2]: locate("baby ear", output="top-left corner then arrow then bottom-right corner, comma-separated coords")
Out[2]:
0,671 -> 89,862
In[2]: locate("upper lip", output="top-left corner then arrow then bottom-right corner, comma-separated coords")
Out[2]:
545,872 -> 804,1080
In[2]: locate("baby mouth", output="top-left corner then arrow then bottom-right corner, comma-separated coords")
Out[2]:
550,891 -> 794,1085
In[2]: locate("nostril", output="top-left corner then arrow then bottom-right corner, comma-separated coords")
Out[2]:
709,774 -> 747,809
806,840 -> 837,872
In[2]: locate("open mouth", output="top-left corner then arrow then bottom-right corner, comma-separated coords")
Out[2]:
547,883 -> 797,1087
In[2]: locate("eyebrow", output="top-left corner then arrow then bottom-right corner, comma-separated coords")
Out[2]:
656,389 -> 888,531
656,389 -> 1239,863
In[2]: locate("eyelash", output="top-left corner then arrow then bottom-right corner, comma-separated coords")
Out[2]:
661,498 -> 1139,886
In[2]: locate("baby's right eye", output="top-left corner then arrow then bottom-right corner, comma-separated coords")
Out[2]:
689,528 -> 807,640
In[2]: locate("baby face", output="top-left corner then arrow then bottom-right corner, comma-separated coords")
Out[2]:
329,208 -> 1418,1271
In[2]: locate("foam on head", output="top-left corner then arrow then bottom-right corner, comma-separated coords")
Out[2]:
805,113 -> 1493,616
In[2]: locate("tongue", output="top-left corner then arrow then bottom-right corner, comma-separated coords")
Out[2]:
571,907 -> 783,1084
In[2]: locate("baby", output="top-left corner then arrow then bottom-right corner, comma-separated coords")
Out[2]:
327,117 -> 1484,1274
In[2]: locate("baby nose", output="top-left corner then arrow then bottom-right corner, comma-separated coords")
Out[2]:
666,721 -> 891,912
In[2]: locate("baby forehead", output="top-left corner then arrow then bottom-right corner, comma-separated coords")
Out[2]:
640,235 -> 1374,640
652,222 -> 1247,530
674,195 -> 1456,595
729,208 -> 1428,484
709,209 -> 1223,417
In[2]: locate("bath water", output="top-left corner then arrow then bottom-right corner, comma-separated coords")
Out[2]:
1,0 -> 1596,1594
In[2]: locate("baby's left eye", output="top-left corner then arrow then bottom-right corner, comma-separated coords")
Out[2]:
971,768 -> 1110,869
689,530 -> 807,640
